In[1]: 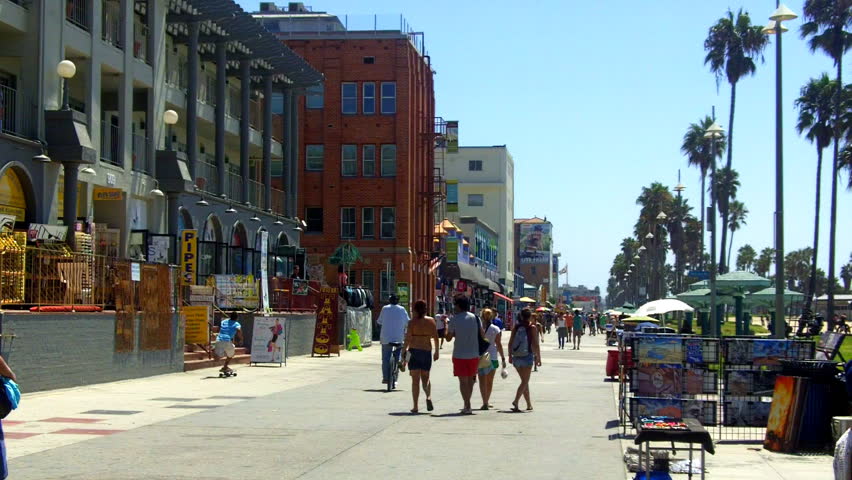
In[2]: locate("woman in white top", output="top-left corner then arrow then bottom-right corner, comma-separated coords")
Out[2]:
477,308 -> 505,410
435,310 -> 448,349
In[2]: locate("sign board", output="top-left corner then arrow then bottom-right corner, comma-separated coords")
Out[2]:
131,262 -> 141,282
183,305 -> 210,344
27,223 -> 67,242
688,270 -> 710,280
212,274 -> 259,309
180,230 -> 197,285
148,236 -> 171,264
106,173 -> 117,186
446,237 -> 459,263
518,223 -> 552,264
260,231 -> 270,311
0,214 -> 15,232
396,282 -> 410,314
446,120 -> 459,152
312,286 -> 339,357
93,187 -> 123,201
250,316 -> 287,365
446,180 -> 458,213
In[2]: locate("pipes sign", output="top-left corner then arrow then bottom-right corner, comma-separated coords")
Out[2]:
181,230 -> 198,286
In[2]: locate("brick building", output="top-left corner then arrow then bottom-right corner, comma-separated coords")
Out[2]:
255,4 -> 437,312
514,217 -> 555,299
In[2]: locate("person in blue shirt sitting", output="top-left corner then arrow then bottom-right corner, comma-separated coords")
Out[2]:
214,312 -> 243,375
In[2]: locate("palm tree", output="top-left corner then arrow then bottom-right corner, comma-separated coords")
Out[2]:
840,256 -> 852,292
704,8 -> 769,273
785,248 -> 814,292
681,116 -> 726,268
801,0 -> 852,321
635,183 -> 673,300
795,73 -> 837,310
667,196 -> 694,293
736,244 -> 757,272
755,247 -> 776,278
711,166 -> 740,273
726,200 -> 748,269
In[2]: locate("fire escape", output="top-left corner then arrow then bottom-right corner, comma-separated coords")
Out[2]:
417,116 -> 447,272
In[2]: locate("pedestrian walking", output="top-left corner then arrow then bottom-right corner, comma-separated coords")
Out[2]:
555,313 -> 568,349
508,308 -> 540,412
477,308 -> 505,410
566,311 -> 574,339
588,314 -> 596,336
572,311 -> 584,350
445,295 -> 483,415
0,354 -> 16,479
377,294 -> 410,385
435,310 -> 448,349
402,300 -> 439,413
532,313 -> 545,371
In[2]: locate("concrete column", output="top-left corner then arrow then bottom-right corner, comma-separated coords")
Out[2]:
239,58 -> 250,205
167,193 -> 180,237
63,165 -> 79,228
145,0 -> 160,178
118,0 -> 133,173
214,41 -> 227,197
185,21 -> 200,179
734,296 -> 744,336
262,74 -> 273,210
282,88 -> 294,216
286,88 -> 299,217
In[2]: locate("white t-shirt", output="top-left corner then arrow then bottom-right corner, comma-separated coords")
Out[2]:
377,304 -> 410,344
484,324 -> 500,359
556,318 -> 566,328
435,314 -> 447,330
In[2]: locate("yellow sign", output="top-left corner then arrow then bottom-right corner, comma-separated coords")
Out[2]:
0,169 -> 26,219
93,187 -> 124,201
181,230 -> 198,285
183,305 -> 210,344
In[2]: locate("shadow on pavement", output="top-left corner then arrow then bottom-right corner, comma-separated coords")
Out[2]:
388,412 -> 427,416
362,389 -> 404,393
431,412 -> 474,418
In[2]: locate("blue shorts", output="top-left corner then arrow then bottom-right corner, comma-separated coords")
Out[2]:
513,354 -> 534,368
478,360 -> 499,376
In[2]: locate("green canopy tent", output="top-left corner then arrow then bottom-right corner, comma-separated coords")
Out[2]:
716,271 -> 771,336
746,287 -> 804,334
676,288 -> 736,334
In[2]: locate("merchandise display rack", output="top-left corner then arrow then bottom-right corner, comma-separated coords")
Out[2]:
0,232 -> 26,304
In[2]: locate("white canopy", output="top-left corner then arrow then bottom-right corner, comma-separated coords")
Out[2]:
634,298 -> 694,316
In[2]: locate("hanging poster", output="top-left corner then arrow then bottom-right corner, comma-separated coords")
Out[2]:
292,279 -> 309,296
637,337 -> 683,364
725,339 -> 752,364
636,364 -> 683,397
148,236 -> 171,264
724,399 -> 772,427
250,316 -> 286,365
312,286 -> 339,357
752,340 -> 789,366
212,274 -> 259,309
260,231 -> 270,311
183,305 -> 210,344
685,339 -> 703,363
180,230 -> 198,285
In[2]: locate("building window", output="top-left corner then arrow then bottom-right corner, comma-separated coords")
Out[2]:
362,270 -> 375,293
380,82 -> 396,114
363,82 -> 375,115
305,207 -> 323,233
380,207 -> 395,239
341,207 -> 355,239
362,207 -> 375,238
468,160 -> 483,171
380,270 -> 396,303
342,82 -> 357,114
467,194 -> 484,207
363,56 -> 375,64
362,145 -> 376,176
271,92 -> 285,114
306,145 -> 324,171
306,84 -> 324,109
381,144 -> 396,177
341,144 -> 357,176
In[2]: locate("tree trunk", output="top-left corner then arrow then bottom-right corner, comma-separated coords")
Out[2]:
805,147 -> 823,311
700,173 -> 706,268
828,60 -> 842,321
719,82 -> 737,274
728,229 -> 735,270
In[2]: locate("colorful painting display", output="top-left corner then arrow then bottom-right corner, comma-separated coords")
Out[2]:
637,337 -> 683,364
725,399 -> 772,427
725,339 -> 751,364
631,397 -> 717,426
752,340 -> 789,366
765,376 -> 808,452
636,365 -> 683,397
685,339 -> 703,364
250,316 -> 286,364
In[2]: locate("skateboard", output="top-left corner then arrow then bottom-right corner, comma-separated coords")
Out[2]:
218,369 -> 237,378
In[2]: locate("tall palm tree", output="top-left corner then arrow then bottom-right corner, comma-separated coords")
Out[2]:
840,256 -> 852,292
704,8 -> 769,273
801,0 -> 852,320
711,167 -> 740,273
681,116 -> 726,268
795,73 -> 837,310
755,247 -> 776,278
736,244 -> 757,272
667,196 -> 693,293
726,200 -> 748,269
635,183 -> 673,300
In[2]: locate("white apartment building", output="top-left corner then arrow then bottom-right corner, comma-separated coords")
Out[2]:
441,145 -> 515,291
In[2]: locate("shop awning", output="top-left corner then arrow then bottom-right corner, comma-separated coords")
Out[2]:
493,292 -> 513,303
457,262 -> 488,287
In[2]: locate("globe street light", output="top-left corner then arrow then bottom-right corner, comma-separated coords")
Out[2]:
163,109 -> 179,151
56,60 -> 76,111
765,3 -> 797,339
656,211 -> 667,221
705,121 -> 724,337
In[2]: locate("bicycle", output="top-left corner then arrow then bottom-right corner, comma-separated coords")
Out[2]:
387,342 -> 403,392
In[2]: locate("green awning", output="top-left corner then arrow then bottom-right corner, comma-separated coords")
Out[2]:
328,242 -> 362,265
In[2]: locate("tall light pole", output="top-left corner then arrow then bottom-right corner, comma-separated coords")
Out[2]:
657,211 -> 667,299
704,122 -> 724,337
56,60 -> 76,111
645,232 -> 654,301
764,4 -> 797,339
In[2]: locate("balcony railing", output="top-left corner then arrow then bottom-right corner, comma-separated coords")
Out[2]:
247,179 -> 264,209
133,22 -> 148,62
270,188 -> 285,215
227,169 -> 242,203
66,0 -> 90,31
272,114 -> 284,142
226,86 -> 240,118
165,55 -> 188,89
102,2 -> 122,48
131,134 -> 148,173
0,84 -> 36,139
198,74 -> 216,105
100,123 -> 121,167
196,156 -> 218,195
249,100 -> 262,129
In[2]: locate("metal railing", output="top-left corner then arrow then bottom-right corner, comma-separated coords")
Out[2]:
66,0 -> 90,31
247,179 -> 264,209
165,55 -> 188,88
272,114 -> 284,142
196,156 -> 219,195
270,188 -> 285,215
227,169 -> 243,203
249,99 -> 262,129
100,123 -> 121,167
102,1 -> 122,48
198,74 -> 216,105
226,86 -> 241,118
133,22 -> 148,62
131,134 -> 148,173
0,84 -> 36,139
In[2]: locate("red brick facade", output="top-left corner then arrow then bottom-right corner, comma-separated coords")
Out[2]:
285,37 -> 436,312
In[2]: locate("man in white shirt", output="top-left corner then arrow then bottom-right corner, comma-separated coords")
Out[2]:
377,294 -> 410,384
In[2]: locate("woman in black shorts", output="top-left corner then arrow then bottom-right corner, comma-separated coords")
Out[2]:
402,300 -> 440,413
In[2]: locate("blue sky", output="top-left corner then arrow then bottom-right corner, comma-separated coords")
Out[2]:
239,0 -> 852,294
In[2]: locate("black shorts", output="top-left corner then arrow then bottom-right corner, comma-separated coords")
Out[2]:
437,328 -> 445,338
407,348 -> 432,372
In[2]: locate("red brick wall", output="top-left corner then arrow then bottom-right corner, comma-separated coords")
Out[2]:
285,37 -> 436,312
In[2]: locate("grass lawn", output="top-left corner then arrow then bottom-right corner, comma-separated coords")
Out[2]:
689,321 -> 770,336
838,337 -> 852,363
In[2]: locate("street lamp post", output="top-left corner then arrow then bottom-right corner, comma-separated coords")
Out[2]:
764,4 -> 797,339
705,122 -> 724,337
657,211 -> 667,300
645,232 -> 654,301
163,109 -> 179,151
56,60 -> 76,111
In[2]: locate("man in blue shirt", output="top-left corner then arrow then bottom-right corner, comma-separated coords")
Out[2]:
377,295 -> 410,384
214,312 -> 243,374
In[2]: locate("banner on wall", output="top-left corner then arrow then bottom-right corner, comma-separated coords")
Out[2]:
518,223 -> 552,264
446,237 -> 459,263
250,315 -> 286,365
0,214 -> 15,231
180,230 -> 198,285
93,187 -> 123,201
183,305 -> 210,344
446,180 -> 458,212
212,274 -> 259,309
446,121 -> 459,153
260,231 -> 270,311
27,223 -> 67,242
148,236 -> 171,264
312,286 -> 340,357
396,282 -> 410,314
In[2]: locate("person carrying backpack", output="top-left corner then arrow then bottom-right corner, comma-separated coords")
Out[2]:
508,308 -> 540,412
